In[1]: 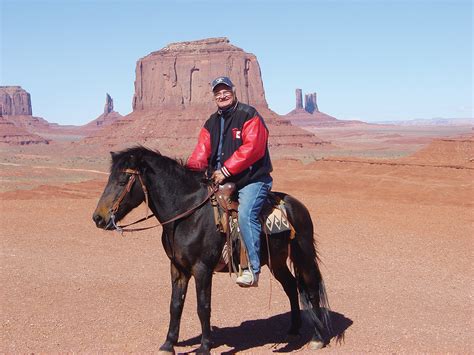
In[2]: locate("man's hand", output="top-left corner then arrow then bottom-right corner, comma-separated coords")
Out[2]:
211,169 -> 226,184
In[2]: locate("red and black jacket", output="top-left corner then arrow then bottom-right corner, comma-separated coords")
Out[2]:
187,101 -> 272,188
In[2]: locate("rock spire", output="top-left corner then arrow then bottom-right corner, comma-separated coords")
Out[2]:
304,92 -> 319,114
295,89 -> 303,110
104,93 -> 114,114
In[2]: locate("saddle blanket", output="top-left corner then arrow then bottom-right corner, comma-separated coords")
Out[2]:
261,201 -> 294,237
215,202 -> 295,273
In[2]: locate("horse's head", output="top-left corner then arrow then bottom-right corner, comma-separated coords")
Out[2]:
92,149 -> 149,230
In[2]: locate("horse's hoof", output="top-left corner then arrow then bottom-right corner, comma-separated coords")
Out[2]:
309,340 -> 325,350
157,348 -> 175,355
285,333 -> 301,343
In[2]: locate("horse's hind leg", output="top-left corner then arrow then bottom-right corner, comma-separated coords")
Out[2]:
272,261 -> 302,339
159,263 -> 190,354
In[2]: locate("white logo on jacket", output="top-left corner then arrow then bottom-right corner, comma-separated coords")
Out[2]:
232,128 -> 241,140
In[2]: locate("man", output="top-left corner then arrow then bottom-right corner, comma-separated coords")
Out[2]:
187,76 -> 273,287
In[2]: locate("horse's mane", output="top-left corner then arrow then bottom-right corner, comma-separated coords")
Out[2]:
111,146 -> 205,184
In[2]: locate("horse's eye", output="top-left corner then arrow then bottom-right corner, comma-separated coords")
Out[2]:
118,175 -> 129,186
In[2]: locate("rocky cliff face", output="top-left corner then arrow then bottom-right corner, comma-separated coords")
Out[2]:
0,116 -> 49,145
0,86 -> 32,116
132,37 -> 267,112
79,38 -> 328,157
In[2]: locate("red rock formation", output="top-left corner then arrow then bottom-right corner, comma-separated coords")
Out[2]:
295,89 -> 303,110
0,86 -> 53,135
90,111 -> 122,128
132,37 -> 267,112
0,87 -> 112,144
0,86 -> 32,115
5,114 -> 51,132
80,38 -> 328,157
304,92 -> 318,113
104,93 -> 114,114
286,88 -> 364,127
85,93 -> 122,128
0,116 -> 49,145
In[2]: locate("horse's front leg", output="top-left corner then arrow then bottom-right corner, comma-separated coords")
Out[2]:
193,263 -> 214,354
159,262 -> 190,354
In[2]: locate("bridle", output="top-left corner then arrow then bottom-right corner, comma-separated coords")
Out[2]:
109,168 -> 217,234
111,168 -> 149,217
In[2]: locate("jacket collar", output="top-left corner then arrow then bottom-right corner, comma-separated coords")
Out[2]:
217,100 -> 239,118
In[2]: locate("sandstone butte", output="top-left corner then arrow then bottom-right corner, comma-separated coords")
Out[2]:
0,86 -> 51,145
0,86 -> 123,144
80,37 -> 328,157
0,86 -> 32,116
0,86 -> 51,132
285,88 -> 364,127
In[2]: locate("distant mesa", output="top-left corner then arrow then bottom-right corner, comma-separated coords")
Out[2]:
81,37 -> 327,156
0,86 -> 49,130
132,37 -> 268,112
0,86 -> 125,146
377,117 -> 474,126
0,86 -> 51,145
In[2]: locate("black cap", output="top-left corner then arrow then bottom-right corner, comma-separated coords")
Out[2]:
211,76 -> 234,91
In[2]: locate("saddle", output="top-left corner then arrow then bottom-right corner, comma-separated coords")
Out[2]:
211,183 -> 295,274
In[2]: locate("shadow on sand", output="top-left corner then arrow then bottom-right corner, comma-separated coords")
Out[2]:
177,310 -> 352,354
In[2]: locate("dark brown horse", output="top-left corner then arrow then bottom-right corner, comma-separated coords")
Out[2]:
92,147 -> 331,353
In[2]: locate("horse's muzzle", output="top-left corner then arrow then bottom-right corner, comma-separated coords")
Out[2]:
92,213 -> 113,230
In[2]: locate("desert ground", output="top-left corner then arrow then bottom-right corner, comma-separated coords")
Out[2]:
1,124 -> 473,353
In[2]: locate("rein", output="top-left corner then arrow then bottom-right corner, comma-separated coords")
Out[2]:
110,168 -> 217,234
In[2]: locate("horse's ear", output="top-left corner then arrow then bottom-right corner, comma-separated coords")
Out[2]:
110,151 -> 117,158
129,154 -> 137,168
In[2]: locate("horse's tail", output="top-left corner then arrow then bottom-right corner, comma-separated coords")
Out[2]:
290,237 -> 332,337
285,194 -> 332,338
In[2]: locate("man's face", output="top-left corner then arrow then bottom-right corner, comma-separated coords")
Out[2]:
213,84 -> 234,110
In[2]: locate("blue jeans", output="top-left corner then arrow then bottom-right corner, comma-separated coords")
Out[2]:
237,175 -> 273,275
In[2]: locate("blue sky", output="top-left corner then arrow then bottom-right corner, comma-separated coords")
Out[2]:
1,0 -> 472,125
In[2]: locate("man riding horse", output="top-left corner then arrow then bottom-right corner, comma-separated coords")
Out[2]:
92,77 -> 332,352
187,76 -> 273,287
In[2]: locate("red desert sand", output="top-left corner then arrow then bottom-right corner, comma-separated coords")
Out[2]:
1,129 -> 473,353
